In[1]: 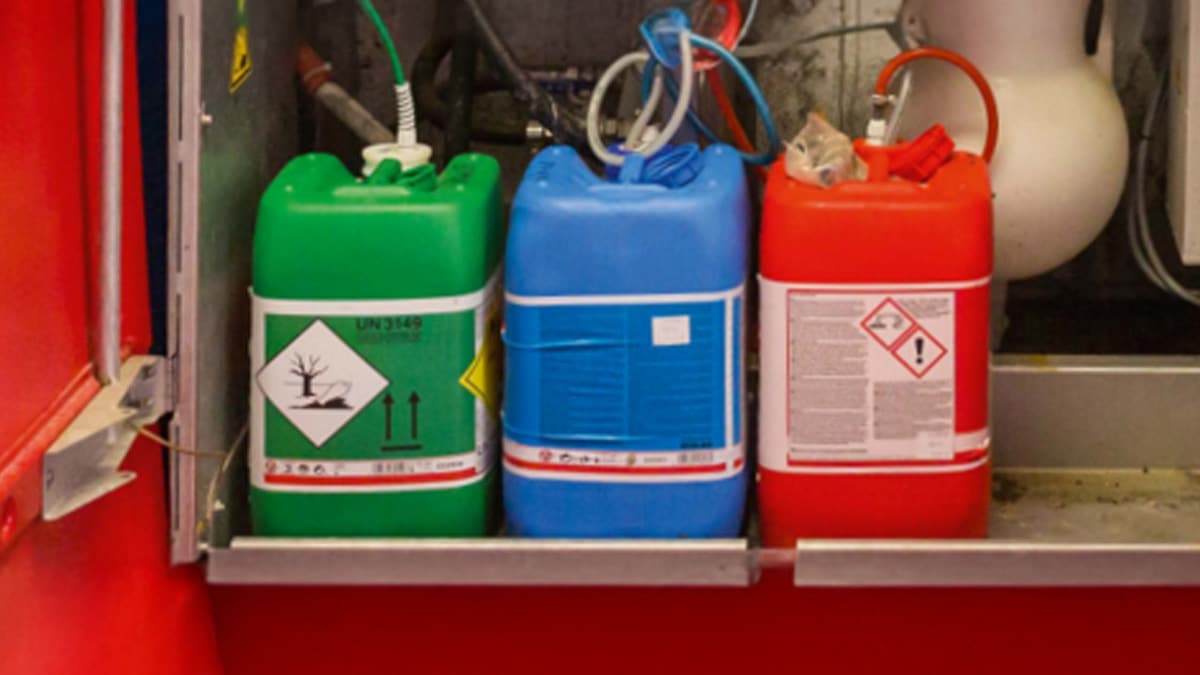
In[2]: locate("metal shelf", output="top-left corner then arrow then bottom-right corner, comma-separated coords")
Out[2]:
207,537 -> 754,587
198,357 -> 1200,588
791,541 -> 1200,587
205,471 -> 1200,588
167,0 -> 1200,587
792,469 -> 1200,587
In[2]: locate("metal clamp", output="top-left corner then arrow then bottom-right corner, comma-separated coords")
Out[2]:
42,356 -> 170,520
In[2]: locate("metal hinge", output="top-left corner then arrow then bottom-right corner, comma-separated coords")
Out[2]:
42,355 -> 172,520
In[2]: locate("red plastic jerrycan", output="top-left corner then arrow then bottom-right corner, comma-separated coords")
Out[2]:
758,132 -> 993,545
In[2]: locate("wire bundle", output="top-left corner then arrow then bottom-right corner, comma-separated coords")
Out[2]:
587,6 -> 781,169
1128,69 -> 1200,305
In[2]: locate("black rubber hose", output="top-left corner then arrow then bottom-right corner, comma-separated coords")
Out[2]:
412,37 -> 527,144
1084,0 -> 1103,56
462,0 -> 590,149
445,2 -> 478,158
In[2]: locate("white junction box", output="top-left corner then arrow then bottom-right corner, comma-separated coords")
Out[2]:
1169,0 -> 1200,264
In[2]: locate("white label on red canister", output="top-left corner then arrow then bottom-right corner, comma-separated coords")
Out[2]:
760,277 -> 988,472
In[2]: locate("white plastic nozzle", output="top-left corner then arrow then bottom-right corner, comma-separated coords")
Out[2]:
361,142 -> 433,177
638,124 -> 661,147
623,124 -> 661,153
394,82 -> 418,147
865,118 -> 888,146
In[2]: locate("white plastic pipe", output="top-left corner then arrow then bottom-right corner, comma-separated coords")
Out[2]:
99,0 -> 124,384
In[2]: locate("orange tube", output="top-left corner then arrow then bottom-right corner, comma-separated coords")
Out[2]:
874,47 -> 999,163
707,68 -> 769,181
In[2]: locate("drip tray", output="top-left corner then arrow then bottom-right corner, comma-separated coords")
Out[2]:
200,357 -> 1200,587
205,470 -> 1200,588
791,469 -> 1200,587
991,469 -> 1200,543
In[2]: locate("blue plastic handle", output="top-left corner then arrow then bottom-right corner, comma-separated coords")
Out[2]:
637,32 -> 781,166
638,8 -> 691,68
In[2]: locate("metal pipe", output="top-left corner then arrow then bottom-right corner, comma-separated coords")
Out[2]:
297,43 -> 393,146
98,0 -> 124,384
312,82 -> 394,145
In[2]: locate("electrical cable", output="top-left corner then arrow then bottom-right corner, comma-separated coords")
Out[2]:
1127,174 -> 1165,291
882,67 -> 913,145
463,0 -> 590,149
358,0 -> 405,85
411,38 -> 528,144
713,7 -> 889,176
734,21 -> 895,60
357,0 -> 418,146
733,0 -> 760,48
873,47 -> 999,163
688,0 -> 743,71
627,67 -> 667,148
132,419 -> 249,544
1128,68 -> 1200,305
1131,72 -> 1170,291
132,424 -> 230,459
652,30 -> 696,154
204,424 -> 250,532
587,31 -> 696,166
588,51 -> 654,165
640,32 -> 779,165
707,69 -> 768,180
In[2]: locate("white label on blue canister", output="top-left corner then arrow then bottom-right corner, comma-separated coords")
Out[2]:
502,285 -> 744,483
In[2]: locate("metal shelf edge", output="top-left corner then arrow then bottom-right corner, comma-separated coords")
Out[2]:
207,537 -> 755,587
793,540 -> 1200,587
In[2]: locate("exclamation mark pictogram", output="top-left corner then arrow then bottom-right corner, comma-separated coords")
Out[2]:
915,336 -> 925,365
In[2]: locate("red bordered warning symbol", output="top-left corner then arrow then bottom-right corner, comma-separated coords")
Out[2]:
891,325 -> 948,379
860,298 -> 917,350
861,297 -> 950,379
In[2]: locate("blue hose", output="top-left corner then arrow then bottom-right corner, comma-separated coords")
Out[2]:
639,32 -> 780,166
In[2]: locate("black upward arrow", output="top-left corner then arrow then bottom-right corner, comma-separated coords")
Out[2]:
382,392 -> 395,440
408,391 -> 420,439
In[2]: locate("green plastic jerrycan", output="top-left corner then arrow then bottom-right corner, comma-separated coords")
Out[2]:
250,153 -> 503,536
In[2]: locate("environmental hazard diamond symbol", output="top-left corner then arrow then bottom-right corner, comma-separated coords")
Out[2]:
459,299 -> 501,414
892,325 -> 948,379
860,298 -> 916,350
257,320 -> 388,447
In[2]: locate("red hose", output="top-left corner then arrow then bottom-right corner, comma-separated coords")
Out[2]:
875,47 -> 999,163
707,68 -> 769,181
692,0 -> 743,71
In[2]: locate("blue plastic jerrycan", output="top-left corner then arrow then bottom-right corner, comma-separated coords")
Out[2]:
503,144 -> 749,538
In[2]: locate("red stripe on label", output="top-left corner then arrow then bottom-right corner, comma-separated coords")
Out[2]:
264,468 -> 477,486
785,447 -> 988,468
504,455 -> 732,476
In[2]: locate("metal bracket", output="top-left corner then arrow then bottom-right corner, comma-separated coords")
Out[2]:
42,356 -> 170,521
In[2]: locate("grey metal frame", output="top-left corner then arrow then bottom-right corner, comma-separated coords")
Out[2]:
993,355 -> 1200,468
168,0 -> 299,564
169,2 -> 1200,586
98,0 -> 124,385
167,0 -> 203,566
791,541 -> 1200,587
208,538 -> 754,587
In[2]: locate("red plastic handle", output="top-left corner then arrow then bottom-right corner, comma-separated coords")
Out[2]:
875,47 -> 1000,163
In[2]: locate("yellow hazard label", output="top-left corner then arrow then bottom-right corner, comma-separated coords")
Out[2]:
459,299 -> 502,415
229,24 -> 252,93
